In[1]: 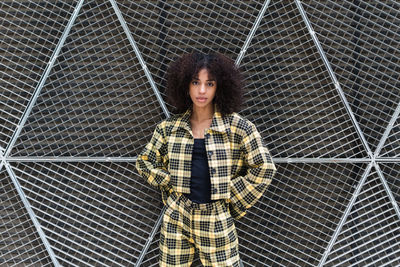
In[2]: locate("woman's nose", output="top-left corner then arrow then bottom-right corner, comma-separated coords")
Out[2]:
199,84 -> 206,93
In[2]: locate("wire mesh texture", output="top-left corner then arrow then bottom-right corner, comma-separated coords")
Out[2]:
0,0 -> 399,266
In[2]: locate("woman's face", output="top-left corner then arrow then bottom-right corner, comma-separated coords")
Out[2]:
189,68 -> 217,110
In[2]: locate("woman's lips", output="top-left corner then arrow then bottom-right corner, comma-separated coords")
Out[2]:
196,97 -> 207,102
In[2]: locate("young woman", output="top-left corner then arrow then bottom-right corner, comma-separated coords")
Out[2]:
136,52 -> 276,266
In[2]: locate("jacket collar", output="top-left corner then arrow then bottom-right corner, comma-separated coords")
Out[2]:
171,104 -> 231,135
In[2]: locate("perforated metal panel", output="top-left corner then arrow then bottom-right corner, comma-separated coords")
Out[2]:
1,0 -> 399,266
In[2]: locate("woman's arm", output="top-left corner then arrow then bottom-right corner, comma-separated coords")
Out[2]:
135,123 -> 170,187
229,122 -> 276,219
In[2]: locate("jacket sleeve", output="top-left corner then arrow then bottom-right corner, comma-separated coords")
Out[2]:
229,122 -> 276,219
135,123 -> 170,187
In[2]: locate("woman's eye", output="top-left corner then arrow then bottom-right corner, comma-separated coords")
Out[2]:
192,81 -> 199,85
208,82 -> 215,87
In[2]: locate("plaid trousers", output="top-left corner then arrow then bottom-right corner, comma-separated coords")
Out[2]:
160,192 -> 240,266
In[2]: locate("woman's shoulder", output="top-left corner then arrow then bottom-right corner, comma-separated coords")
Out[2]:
160,113 -> 181,123
228,112 -> 257,133
155,112 -> 188,130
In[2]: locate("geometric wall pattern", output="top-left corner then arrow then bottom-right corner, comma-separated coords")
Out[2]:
1,0 -> 399,266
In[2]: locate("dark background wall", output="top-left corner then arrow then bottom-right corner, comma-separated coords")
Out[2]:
1,0 -> 399,266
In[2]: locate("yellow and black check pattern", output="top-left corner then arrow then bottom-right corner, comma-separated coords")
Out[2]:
160,192 -> 240,266
136,106 -> 276,220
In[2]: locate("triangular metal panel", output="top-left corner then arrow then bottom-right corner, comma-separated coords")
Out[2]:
10,0 -> 165,157
239,1 -> 367,159
236,162 -> 367,266
301,0 -> 400,153
10,161 -> 162,266
324,167 -> 400,266
379,163 -> 400,206
0,1 -> 77,149
0,167 -> 53,266
379,116 -> 400,157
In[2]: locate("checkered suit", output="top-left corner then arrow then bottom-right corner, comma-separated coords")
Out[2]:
136,107 -> 276,265
136,107 -> 276,219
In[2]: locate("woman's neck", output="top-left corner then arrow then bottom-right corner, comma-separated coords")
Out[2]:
191,105 -> 214,122
190,105 -> 214,138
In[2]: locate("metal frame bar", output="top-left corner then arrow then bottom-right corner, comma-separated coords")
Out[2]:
0,147 -> 4,172
135,206 -> 166,266
235,0 -> 272,66
109,0 -> 170,119
374,101 -> 400,157
318,162 -> 373,266
374,163 -> 400,221
273,158 -> 370,164
4,162 -> 60,266
8,157 -> 400,163
7,157 -> 138,162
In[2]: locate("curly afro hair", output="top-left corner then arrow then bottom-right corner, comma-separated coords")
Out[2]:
166,52 -> 244,116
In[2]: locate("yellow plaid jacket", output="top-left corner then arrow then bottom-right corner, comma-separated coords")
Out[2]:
135,107 -> 276,219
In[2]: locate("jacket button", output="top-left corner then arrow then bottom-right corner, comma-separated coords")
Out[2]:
211,168 -> 216,174
212,188 -> 218,194
205,133 -> 210,139
208,151 -> 213,156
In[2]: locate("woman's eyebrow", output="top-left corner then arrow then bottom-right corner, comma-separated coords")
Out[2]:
191,77 -> 215,81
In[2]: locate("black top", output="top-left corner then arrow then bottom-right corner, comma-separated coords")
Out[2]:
185,138 -> 212,203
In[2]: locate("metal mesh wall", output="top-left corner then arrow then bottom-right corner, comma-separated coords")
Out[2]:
1,0 -> 399,266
